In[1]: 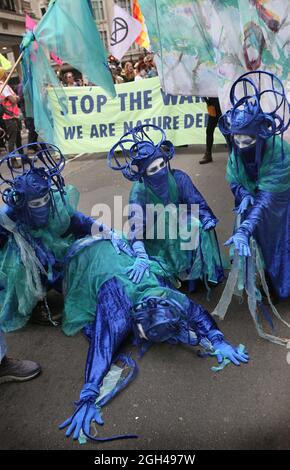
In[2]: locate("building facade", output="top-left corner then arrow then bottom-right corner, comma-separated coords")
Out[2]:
0,0 -> 26,67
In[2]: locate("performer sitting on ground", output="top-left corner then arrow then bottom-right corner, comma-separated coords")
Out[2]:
0,143 -> 131,332
213,70 -> 290,345
108,124 -> 224,292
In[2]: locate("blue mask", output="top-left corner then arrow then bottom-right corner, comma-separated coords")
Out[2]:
27,192 -> 51,228
143,166 -> 169,204
29,204 -> 50,228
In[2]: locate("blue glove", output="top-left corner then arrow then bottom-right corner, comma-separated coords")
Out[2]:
212,340 -> 249,366
125,241 -> 150,284
225,229 -> 251,257
202,219 -> 216,231
59,402 -> 104,440
236,195 -> 254,214
125,258 -> 150,284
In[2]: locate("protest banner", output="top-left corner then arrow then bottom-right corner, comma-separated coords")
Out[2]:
139,0 -> 290,104
48,77 -> 225,154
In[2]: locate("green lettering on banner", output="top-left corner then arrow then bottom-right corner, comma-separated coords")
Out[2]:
48,77 -> 224,154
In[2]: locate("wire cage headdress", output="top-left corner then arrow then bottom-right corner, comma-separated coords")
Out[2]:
108,124 -> 175,181
0,142 -> 66,210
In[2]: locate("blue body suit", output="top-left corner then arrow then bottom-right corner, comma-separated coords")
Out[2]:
0,186 -> 95,332
227,137 -> 290,300
128,168 -> 224,284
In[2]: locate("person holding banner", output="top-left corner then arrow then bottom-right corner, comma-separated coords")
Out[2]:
108,125 -> 224,292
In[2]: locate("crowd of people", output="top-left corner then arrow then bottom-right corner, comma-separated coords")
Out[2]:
0,53 -> 158,165
58,54 -> 158,87
108,53 -> 158,84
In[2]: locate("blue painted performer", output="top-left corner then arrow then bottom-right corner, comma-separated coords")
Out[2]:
213,70 -> 290,345
0,143 -> 131,332
108,125 -> 224,291
60,242 -> 249,442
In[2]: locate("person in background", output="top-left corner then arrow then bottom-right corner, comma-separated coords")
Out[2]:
121,62 -> 135,83
0,68 -> 22,168
134,63 -> 147,81
199,97 -> 222,165
0,330 -> 41,384
63,72 -> 78,87
144,54 -> 158,78
17,81 -> 38,153
110,65 -> 124,84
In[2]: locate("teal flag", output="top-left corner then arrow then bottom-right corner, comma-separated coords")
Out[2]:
35,0 -> 115,97
21,0 -> 115,143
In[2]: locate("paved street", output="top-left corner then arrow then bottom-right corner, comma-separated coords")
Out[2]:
0,145 -> 290,450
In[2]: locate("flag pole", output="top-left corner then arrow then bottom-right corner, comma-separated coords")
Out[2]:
0,51 -> 24,96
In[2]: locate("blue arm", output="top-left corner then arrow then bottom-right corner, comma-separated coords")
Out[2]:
238,190 -> 276,238
64,211 -> 95,238
187,299 -> 224,341
230,182 -> 253,208
173,169 -> 218,226
186,299 -> 249,366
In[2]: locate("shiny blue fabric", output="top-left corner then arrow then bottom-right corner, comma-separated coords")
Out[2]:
82,276 -> 222,409
62,276 -> 235,442
0,206 -> 95,298
63,211 -> 94,239
129,168 -> 218,241
228,140 -> 290,300
241,189 -> 290,299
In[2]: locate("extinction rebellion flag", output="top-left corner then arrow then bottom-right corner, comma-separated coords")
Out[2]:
109,4 -> 142,61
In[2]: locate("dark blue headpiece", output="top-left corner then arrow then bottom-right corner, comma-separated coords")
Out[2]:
107,124 -> 174,181
219,70 -> 290,164
0,143 -> 66,221
131,296 -> 184,346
